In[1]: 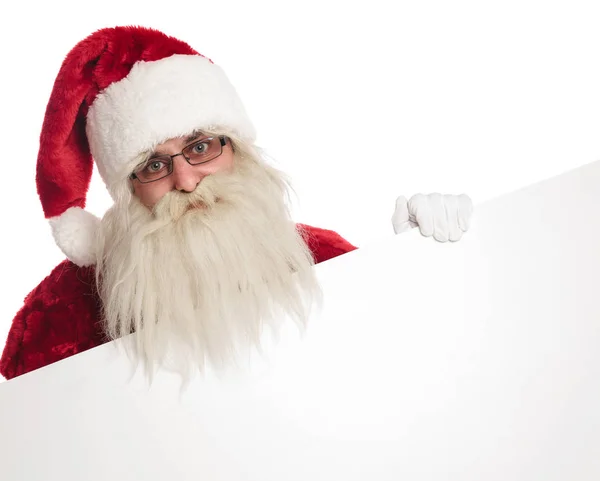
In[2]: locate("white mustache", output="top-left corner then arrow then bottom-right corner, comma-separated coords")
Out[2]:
153,170 -> 233,221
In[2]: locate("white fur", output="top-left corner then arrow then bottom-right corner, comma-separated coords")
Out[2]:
86,54 -> 256,196
49,207 -> 101,267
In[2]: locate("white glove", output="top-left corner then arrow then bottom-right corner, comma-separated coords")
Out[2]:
392,193 -> 473,242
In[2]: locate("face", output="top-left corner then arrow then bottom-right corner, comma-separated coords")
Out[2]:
132,132 -> 235,208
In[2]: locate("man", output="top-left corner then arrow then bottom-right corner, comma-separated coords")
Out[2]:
0,26 -> 473,381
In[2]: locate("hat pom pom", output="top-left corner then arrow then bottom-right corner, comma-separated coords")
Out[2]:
48,207 -> 101,267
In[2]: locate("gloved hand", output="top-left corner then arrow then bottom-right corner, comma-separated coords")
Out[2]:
392,193 -> 473,242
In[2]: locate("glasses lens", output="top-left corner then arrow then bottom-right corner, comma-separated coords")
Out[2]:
135,156 -> 172,183
184,137 -> 221,165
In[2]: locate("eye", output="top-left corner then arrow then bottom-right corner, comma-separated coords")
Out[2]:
192,142 -> 210,154
144,159 -> 167,173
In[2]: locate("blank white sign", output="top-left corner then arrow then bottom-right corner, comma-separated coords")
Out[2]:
0,160 -> 599,480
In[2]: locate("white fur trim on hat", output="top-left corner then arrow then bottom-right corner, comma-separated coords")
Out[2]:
48,207 -> 101,267
86,54 -> 256,195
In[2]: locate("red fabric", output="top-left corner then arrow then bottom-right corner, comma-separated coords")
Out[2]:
0,225 -> 356,380
36,26 -> 204,219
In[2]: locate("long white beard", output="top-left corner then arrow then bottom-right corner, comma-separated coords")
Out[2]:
95,151 -> 322,379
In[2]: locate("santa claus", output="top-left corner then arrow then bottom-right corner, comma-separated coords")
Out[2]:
0,26 -> 473,381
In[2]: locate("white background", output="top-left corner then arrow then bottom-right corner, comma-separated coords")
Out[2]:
1,0 -> 600,373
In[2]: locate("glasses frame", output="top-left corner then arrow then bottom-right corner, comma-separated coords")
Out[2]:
130,135 -> 228,184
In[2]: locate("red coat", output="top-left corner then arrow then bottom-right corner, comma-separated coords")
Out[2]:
0,224 -> 357,380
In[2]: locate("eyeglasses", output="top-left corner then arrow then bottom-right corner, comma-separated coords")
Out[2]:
130,136 -> 228,183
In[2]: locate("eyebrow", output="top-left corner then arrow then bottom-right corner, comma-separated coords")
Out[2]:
150,130 -> 205,157
184,130 -> 204,143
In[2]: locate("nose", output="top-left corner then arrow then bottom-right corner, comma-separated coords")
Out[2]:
171,156 -> 206,192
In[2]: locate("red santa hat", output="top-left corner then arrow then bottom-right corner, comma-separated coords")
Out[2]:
36,26 -> 256,267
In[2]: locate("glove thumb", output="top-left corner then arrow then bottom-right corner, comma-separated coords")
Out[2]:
392,195 -> 418,234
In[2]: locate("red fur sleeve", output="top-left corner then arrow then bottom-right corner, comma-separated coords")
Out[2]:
297,224 -> 358,263
0,260 -> 105,380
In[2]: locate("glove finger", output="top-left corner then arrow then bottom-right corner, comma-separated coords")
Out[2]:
431,193 -> 449,242
408,193 -> 434,237
392,195 -> 413,234
445,195 -> 464,242
457,194 -> 474,232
